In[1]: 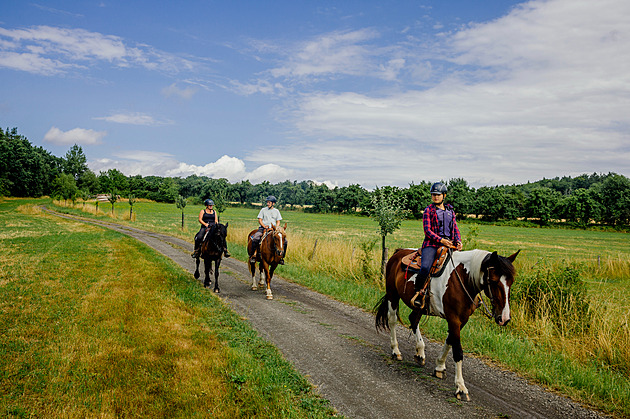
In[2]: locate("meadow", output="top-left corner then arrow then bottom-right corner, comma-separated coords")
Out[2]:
0,198 -> 337,418
7,197 -> 630,417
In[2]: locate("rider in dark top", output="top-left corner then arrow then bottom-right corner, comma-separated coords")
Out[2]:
191,199 -> 230,259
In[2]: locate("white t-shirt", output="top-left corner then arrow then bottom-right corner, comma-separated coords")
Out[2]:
257,207 -> 282,227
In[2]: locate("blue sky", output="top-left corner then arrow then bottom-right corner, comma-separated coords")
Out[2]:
1,0 -> 628,189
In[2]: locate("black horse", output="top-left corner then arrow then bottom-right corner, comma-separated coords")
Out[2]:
193,222 -> 228,292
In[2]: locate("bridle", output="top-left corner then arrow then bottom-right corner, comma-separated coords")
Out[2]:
449,249 -> 495,320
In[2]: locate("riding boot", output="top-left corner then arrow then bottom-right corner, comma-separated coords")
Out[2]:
191,240 -> 201,258
223,246 -> 231,258
249,242 -> 259,263
411,275 -> 430,309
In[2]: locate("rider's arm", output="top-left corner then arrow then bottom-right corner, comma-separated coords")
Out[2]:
422,207 -> 442,245
199,210 -> 208,227
258,218 -> 266,228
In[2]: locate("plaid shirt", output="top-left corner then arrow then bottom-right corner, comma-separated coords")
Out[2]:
422,203 -> 461,249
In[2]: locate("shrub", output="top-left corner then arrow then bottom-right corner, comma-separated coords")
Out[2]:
513,263 -> 591,335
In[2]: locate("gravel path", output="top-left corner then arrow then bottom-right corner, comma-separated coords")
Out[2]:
45,208 -> 608,419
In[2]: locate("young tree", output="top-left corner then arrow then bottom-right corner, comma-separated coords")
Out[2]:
175,195 -> 187,229
51,173 -> 78,203
63,144 -> 88,181
128,194 -> 136,221
107,191 -> 118,215
370,187 -> 409,279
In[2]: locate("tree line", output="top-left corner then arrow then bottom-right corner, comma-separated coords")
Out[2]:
2,127 -> 629,228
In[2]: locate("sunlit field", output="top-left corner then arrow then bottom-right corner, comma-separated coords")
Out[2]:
46,198 -> 630,417
0,198 -> 337,418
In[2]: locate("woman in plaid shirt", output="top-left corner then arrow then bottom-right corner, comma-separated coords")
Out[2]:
410,182 -> 463,309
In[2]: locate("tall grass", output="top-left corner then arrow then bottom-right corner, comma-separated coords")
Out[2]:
47,198 -> 630,417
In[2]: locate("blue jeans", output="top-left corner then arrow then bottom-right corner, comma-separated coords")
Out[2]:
415,246 -> 437,292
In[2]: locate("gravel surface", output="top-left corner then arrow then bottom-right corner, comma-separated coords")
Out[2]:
45,208 -> 608,419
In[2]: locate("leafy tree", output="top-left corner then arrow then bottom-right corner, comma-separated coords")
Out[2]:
596,173 -> 630,226
175,195 -> 187,229
128,194 -> 136,221
403,182 -> 430,219
51,173 -> 78,202
78,169 -> 98,193
525,187 -> 561,225
107,191 -> 118,214
555,188 -> 601,226
200,178 -> 229,212
63,144 -> 88,181
370,187 -> 409,278
98,169 -> 129,195
447,178 -> 474,217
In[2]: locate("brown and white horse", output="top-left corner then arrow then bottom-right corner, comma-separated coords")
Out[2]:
375,247 -> 519,401
247,224 -> 287,300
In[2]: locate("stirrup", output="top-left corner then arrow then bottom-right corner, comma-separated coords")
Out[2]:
224,250 -> 231,258
411,291 -> 424,309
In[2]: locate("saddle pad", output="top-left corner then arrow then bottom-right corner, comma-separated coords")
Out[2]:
401,246 -> 451,277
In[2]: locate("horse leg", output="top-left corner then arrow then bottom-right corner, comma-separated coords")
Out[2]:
213,258 -> 220,293
258,263 -> 265,287
194,256 -> 200,280
434,339 -> 451,379
203,258 -> 212,288
265,263 -> 274,300
387,300 -> 403,361
409,310 -> 426,365
446,328 -> 469,401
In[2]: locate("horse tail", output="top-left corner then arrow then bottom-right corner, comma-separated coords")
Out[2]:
374,294 -> 391,331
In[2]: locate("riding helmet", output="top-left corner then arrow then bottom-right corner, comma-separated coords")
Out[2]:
430,182 -> 447,195
266,195 -> 277,203
204,199 -> 214,206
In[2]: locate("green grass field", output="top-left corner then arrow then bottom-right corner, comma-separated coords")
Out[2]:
0,198 -> 337,418
11,197 -> 630,417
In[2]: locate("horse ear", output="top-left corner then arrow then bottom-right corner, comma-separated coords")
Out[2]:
283,222 -> 287,230
225,221 -> 228,228
507,249 -> 520,262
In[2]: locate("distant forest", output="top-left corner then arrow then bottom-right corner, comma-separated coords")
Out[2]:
2,127 -> 629,228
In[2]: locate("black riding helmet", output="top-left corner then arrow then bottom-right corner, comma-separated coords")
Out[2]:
204,199 -> 214,206
266,195 -> 277,203
430,182 -> 447,195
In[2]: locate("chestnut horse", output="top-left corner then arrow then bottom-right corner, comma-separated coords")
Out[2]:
247,224 -> 287,300
375,247 -> 519,401
193,222 -> 228,292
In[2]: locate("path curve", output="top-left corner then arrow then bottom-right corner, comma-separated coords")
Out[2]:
44,208 -> 606,419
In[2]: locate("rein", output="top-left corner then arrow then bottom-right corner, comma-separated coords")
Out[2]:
448,249 -> 494,319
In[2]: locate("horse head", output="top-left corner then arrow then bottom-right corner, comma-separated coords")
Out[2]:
271,223 -> 288,257
481,250 -> 519,326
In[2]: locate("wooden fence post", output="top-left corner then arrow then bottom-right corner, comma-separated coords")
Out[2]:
309,239 -> 318,261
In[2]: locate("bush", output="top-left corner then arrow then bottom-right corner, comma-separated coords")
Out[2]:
513,264 -> 591,335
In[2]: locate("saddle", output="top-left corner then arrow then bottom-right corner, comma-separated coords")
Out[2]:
401,246 -> 451,278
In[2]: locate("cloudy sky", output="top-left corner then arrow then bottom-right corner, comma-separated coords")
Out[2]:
1,0 -> 628,188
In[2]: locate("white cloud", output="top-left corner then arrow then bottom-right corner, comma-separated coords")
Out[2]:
0,25 -> 197,75
94,112 -> 173,126
161,83 -> 197,99
88,152 -> 294,184
43,126 -> 106,145
271,0 -> 630,187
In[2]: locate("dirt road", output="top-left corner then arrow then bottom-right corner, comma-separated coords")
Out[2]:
46,209 -> 606,419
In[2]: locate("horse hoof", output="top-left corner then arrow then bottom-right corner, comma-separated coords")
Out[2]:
433,369 -> 445,379
414,355 -> 425,366
266,295 -> 273,300
455,390 -> 470,402
214,288 -> 220,293
194,272 -> 200,279
391,353 -> 403,361
251,286 -> 258,291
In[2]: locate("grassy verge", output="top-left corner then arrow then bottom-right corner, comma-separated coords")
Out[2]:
48,198 -> 630,417
0,198 -> 337,418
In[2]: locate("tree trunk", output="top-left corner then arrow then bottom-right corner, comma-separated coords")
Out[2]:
381,235 -> 387,280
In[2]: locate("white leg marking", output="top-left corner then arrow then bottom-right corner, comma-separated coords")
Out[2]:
387,302 -> 402,360
435,341 -> 451,373
454,360 -> 470,400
